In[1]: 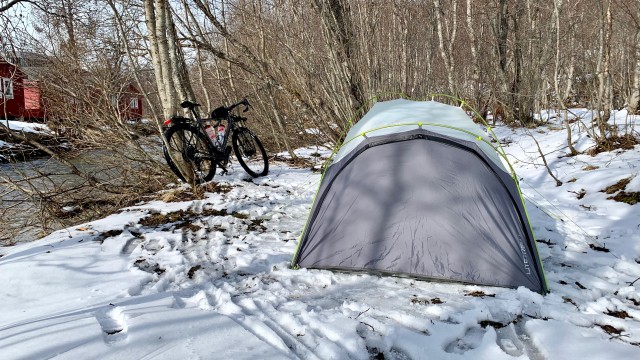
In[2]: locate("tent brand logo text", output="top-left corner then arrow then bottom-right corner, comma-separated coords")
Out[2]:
519,241 -> 531,275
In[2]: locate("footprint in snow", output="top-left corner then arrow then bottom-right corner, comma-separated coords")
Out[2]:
494,324 -> 525,357
95,304 -> 128,343
444,326 -> 486,354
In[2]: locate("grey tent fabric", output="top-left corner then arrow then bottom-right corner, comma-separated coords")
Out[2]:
292,100 -> 548,293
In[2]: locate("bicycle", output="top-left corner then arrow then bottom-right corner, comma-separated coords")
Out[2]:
162,98 -> 269,183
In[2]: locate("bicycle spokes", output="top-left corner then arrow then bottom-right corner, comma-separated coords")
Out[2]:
233,129 -> 268,177
239,132 -> 257,157
167,127 -> 215,181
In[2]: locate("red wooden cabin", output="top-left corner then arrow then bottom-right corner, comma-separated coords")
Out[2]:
2,53 -> 144,121
118,84 -> 144,120
22,80 -> 46,119
22,82 -> 143,121
0,58 -> 26,120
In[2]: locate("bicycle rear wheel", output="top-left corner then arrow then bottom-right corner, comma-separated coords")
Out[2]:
232,128 -> 268,177
163,124 -> 217,183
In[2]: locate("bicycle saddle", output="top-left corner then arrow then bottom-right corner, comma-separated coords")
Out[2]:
180,100 -> 200,109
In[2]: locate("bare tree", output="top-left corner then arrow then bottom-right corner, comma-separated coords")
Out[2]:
553,0 -> 578,155
433,0 -> 457,96
313,0 -> 365,116
0,0 -> 35,13
1,0 -> 173,241
143,0 -> 200,183
628,7 -> 640,114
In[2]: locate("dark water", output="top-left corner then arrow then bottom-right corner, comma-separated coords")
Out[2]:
0,149 -> 151,246
0,154 -> 95,245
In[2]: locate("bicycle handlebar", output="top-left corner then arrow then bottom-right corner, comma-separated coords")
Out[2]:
209,99 -> 252,119
226,98 -> 251,113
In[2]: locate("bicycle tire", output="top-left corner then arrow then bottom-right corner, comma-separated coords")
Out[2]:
163,142 -> 186,182
232,128 -> 268,177
163,124 -> 217,183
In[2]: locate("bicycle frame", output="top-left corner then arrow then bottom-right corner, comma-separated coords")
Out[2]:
183,105 -> 247,168
163,98 -> 267,182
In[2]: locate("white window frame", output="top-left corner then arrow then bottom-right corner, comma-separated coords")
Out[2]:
2,78 -> 13,100
130,97 -> 139,110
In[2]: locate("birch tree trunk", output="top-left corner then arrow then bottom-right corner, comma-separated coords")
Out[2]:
144,0 -> 170,118
433,0 -> 457,96
256,3 -> 295,158
144,0 -> 195,115
494,0 -> 513,123
221,0 -> 237,94
195,46 -> 211,111
181,0 -> 211,109
144,0 -> 178,117
511,0 -> 531,124
165,3 -> 194,104
553,0 -> 577,155
108,0 -> 160,126
143,0 -> 196,183
595,0 -> 612,141
603,1 -> 613,135
465,0 -> 480,109
629,27 -> 640,114
312,0 -> 365,115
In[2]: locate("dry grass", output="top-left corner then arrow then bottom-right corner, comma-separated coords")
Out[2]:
601,177 -> 631,194
158,182 -> 234,203
587,134 -> 639,156
465,291 -> 495,298
608,191 -> 640,205
139,210 -> 189,227
605,310 -> 631,319
272,155 -> 318,168
597,324 -> 623,335
600,177 -> 640,205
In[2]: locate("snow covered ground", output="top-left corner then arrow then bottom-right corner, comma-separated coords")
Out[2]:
2,113 -> 640,359
0,120 -> 54,161
0,120 -> 52,136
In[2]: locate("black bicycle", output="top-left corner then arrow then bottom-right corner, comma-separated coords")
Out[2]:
162,98 -> 268,183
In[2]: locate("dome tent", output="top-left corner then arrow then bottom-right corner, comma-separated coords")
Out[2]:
291,98 -> 548,293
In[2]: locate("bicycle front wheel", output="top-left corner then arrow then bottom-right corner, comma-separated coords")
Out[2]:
163,124 -> 217,183
232,128 -> 268,177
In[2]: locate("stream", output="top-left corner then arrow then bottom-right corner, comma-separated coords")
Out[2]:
0,147 -> 159,246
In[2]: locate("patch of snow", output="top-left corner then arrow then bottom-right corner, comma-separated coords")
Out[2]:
0,140 -> 15,148
2,125 -> 640,359
0,120 -> 52,135
276,145 -> 333,161
627,175 -> 640,192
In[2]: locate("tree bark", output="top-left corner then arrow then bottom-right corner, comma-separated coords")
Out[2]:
629,27 -> 640,114
494,0 -> 513,123
144,0 -> 170,118
595,0 -> 612,141
553,0 -> 577,155
465,0 -> 480,109
433,0 -> 457,95
164,2 -> 194,104
144,0 -> 196,183
312,0 -> 365,114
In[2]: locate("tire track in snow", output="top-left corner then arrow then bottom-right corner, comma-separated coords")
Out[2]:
231,297 -> 322,360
